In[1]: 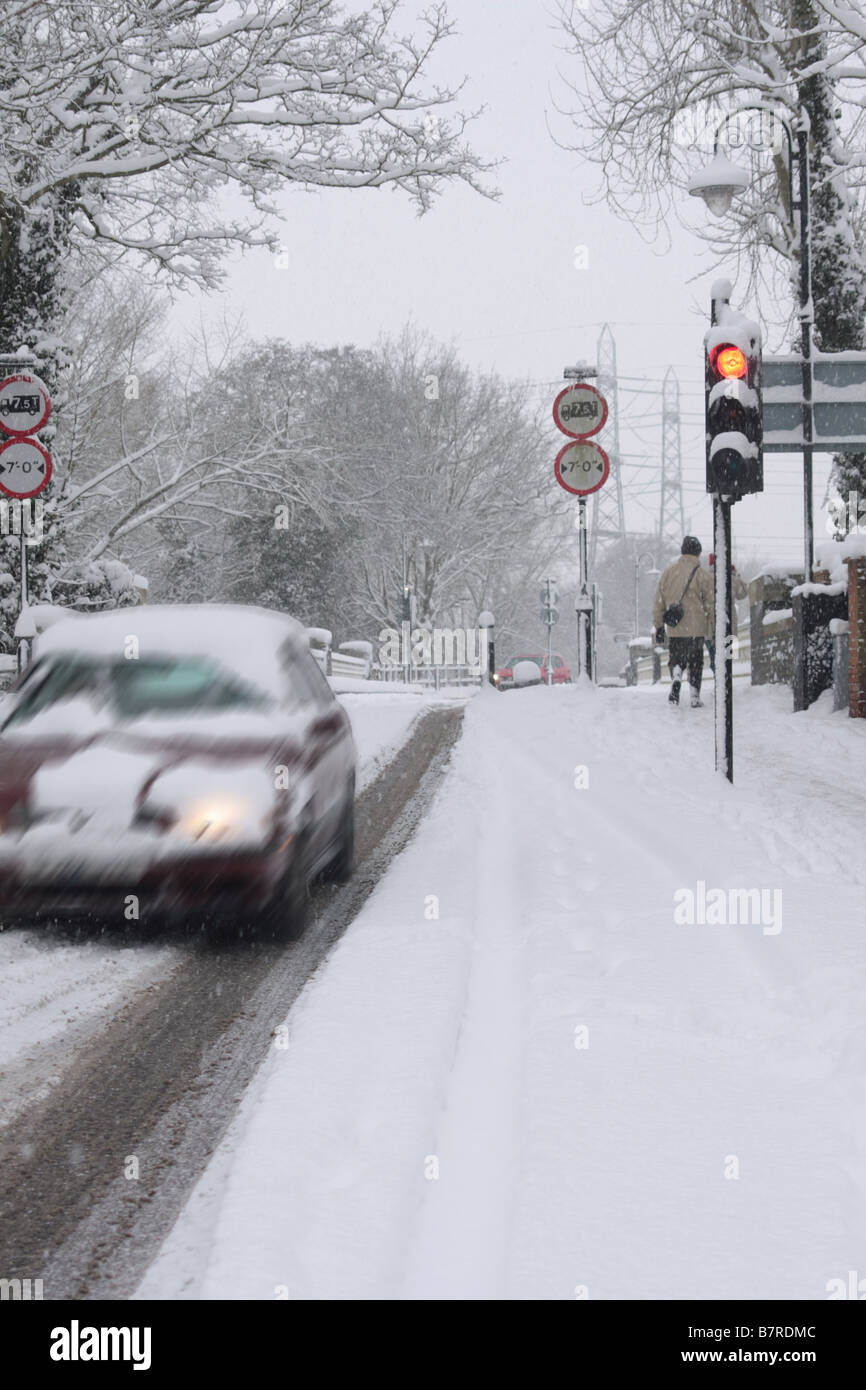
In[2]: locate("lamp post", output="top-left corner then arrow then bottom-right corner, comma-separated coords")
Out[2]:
633,551 -> 659,639
688,105 -> 813,580
478,609 -> 495,686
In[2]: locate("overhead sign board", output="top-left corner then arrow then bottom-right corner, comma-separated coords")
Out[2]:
763,353 -> 866,451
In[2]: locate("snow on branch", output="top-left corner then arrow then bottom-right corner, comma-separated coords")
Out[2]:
0,0 -> 496,285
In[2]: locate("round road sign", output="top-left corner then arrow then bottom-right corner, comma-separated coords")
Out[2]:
554,439 -> 610,496
0,374 -> 51,436
552,382 -> 608,439
0,437 -> 53,499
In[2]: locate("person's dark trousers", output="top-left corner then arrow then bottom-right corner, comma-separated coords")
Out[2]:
668,636 -> 705,694
706,638 -> 715,674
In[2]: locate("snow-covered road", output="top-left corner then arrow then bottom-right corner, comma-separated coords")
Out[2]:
139,681 -> 866,1300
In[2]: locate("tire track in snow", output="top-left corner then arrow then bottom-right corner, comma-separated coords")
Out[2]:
401,720 -> 527,1298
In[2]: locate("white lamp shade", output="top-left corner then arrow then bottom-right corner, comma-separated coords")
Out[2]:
687,152 -> 751,216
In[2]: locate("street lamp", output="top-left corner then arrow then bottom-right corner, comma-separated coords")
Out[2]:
633,551 -> 659,638
688,104 -> 814,579
686,151 -> 750,215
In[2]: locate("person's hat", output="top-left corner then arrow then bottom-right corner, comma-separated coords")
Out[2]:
681,535 -> 702,556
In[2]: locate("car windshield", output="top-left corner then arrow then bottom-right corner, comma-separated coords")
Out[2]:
2,656 -> 271,728
509,656 -> 542,667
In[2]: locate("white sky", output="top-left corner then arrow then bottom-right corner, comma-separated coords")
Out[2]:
168,0 -> 831,573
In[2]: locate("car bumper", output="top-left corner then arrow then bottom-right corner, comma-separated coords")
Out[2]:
0,847 -> 285,922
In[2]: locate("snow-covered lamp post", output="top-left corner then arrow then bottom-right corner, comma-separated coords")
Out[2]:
688,106 -> 814,580
478,609 -> 495,686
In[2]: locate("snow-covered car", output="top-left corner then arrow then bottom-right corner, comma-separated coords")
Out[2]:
0,605 -> 356,938
493,653 -> 572,690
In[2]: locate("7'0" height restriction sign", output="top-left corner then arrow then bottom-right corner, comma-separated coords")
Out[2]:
554,439 -> 610,496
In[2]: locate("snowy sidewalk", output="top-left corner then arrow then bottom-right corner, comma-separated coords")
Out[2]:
139,682 -> 866,1300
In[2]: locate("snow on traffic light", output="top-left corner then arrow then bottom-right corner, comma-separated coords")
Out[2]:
705,324 -> 762,501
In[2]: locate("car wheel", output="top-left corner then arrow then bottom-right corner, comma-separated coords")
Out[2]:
256,829 -> 310,942
322,784 -> 355,885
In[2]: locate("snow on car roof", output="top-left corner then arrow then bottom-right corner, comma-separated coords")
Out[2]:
31,604 -> 307,701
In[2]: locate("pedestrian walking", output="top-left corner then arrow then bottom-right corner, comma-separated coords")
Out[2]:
652,536 -> 714,708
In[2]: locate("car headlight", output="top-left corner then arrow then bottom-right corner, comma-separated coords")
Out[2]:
137,763 -> 284,849
174,796 -> 262,845
138,795 -> 277,848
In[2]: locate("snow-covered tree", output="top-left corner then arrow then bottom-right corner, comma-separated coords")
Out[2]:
139,330 -> 569,645
222,503 -> 353,635
337,330 -> 568,636
0,0 -> 493,353
556,0 -> 866,506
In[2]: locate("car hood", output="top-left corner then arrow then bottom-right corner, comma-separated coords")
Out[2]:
0,714 -> 306,821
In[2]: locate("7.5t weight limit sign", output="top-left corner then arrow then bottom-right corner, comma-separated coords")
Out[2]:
552,383 -> 607,439
0,374 -> 51,436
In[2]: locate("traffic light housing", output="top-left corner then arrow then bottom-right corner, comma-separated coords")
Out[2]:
705,330 -> 762,500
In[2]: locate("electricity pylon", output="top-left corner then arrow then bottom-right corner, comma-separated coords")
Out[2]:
658,366 -> 686,563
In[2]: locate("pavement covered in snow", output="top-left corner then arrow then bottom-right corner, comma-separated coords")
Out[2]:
138,680 -> 866,1300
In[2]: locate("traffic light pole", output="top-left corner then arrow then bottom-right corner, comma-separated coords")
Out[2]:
796,116 -> 814,583
707,283 -> 744,784
713,495 -> 734,783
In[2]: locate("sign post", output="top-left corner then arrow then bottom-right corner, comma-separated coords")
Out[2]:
0,363 -> 53,673
552,384 -> 610,683
575,505 -> 593,678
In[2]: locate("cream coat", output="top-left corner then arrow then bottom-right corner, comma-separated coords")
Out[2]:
653,555 -> 715,639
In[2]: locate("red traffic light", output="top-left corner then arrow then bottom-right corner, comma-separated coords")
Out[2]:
710,344 -> 747,379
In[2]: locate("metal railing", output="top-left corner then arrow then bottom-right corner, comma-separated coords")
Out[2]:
374,663 -> 484,689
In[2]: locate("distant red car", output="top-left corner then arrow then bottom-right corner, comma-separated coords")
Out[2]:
493,654 -> 572,690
